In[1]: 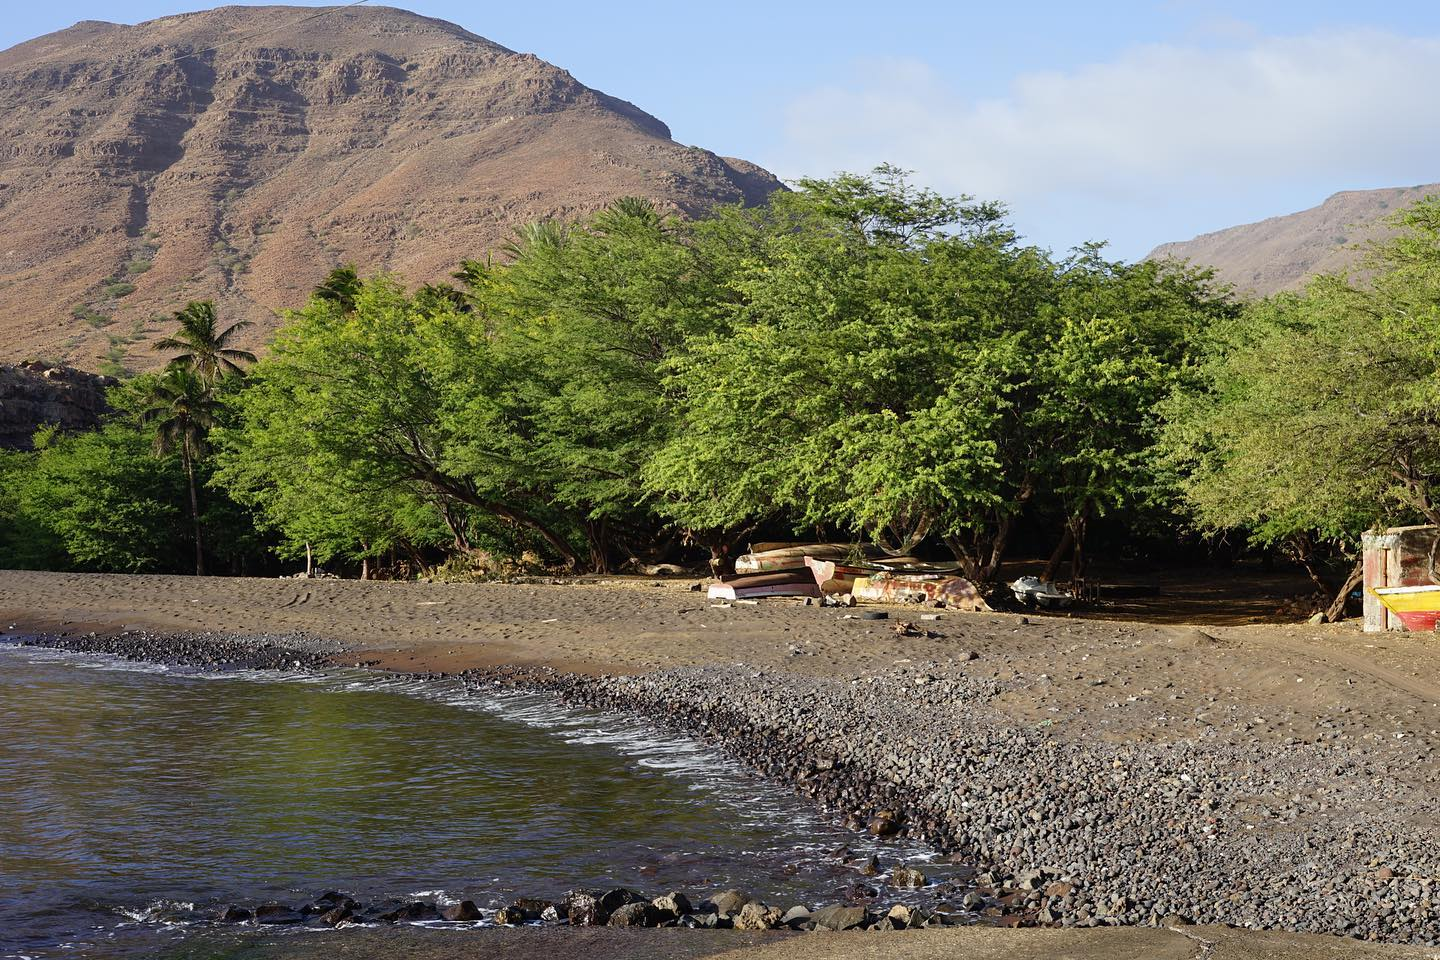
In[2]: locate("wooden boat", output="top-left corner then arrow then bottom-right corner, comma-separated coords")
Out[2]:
708,571 -> 822,601
1371,585 -> 1440,631
735,544 -> 874,573
805,556 -> 951,595
850,573 -> 991,612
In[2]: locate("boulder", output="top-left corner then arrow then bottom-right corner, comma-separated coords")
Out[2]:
560,891 -> 607,926
607,901 -> 660,927
781,905 -> 813,929
599,888 -> 646,912
890,865 -> 927,888
733,902 -> 783,930
811,905 -> 868,931
254,903 -> 303,924
379,901 -> 439,923
491,905 -> 526,926
318,906 -> 354,926
651,891 -> 692,920
216,905 -> 251,923
440,901 -> 482,922
509,898 -> 553,921
706,889 -> 753,916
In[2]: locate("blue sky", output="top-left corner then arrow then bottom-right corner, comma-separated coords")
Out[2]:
5,1 -> 1440,259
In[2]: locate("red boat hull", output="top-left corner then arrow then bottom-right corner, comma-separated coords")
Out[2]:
1393,609 -> 1440,631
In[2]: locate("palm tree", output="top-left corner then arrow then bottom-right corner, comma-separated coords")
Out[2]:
313,265 -> 363,312
139,368 -> 218,576
152,300 -> 256,384
502,219 -> 569,260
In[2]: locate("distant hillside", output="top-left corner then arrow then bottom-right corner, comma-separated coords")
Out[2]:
1149,184 -> 1440,296
0,5 -> 782,369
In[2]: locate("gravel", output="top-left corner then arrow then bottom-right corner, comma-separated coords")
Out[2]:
461,661 -> 1440,947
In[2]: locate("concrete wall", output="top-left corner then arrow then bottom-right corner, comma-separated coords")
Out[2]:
1362,525 -> 1440,632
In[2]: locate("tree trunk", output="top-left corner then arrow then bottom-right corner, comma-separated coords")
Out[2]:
944,514 -> 1015,587
305,542 -> 313,577
1323,559 -> 1364,623
1068,504 -> 1091,582
1040,524 -> 1076,582
583,518 -> 611,574
360,542 -> 370,581
183,446 -> 204,576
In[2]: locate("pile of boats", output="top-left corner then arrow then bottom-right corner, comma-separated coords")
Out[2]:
707,542 -> 990,612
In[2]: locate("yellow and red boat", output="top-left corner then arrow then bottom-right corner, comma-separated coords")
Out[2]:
1372,585 -> 1440,631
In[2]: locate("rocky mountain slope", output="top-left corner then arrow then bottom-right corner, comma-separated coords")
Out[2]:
0,5 -> 782,369
1149,183 -> 1440,296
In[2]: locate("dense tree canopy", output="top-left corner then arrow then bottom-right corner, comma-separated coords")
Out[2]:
21,165 -> 1426,624
1162,198 -> 1440,615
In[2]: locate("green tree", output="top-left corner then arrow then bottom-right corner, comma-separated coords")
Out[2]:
138,368 -> 219,575
643,167 -> 1049,580
0,424 -> 187,572
312,265 -> 364,313
1162,197 -> 1440,618
152,300 -> 257,384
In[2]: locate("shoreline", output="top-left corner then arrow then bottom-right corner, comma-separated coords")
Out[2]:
8,622 -> 1439,949
6,570 -> 1440,956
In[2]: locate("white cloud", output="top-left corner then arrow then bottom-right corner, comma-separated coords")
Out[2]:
764,29 -> 1440,254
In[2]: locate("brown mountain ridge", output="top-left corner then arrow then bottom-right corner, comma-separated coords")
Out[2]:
1149,183 -> 1440,297
0,4 -> 782,369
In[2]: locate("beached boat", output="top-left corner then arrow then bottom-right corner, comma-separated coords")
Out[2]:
734,544 -> 878,573
804,556 -> 956,595
850,572 -> 991,611
707,571 -> 822,601
1371,585 -> 1440,631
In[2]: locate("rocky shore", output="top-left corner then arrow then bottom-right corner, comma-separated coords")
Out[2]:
464,663 -> 1440,947
204,886 -> 955,932
10,626 -> 1440,947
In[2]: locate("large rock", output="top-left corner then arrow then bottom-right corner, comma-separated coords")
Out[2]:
559,890 -> 607,926
706,889 -> 753,916
379,901 -> 439,923
890,865 -> 927,888
733,901 -> 783,930
440,901 -> 482,922
0,362 -> 112,450
651,891 -> 692,921
811,905 -> 869,931
253,902 -> 303,924
607,901 -> 660,927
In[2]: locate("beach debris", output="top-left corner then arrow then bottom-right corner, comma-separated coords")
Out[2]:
892,621 -> 942,639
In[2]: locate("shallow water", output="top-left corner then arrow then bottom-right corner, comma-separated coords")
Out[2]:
0,643 -> 947,958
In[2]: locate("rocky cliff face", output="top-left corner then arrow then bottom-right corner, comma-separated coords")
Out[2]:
0,362 -> 114,450
0,5 -> 783,368
1149,183 -> 1440,296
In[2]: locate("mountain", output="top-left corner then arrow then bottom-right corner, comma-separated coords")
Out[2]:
1148,184 -> 1440,297
0,5 -> 782,369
